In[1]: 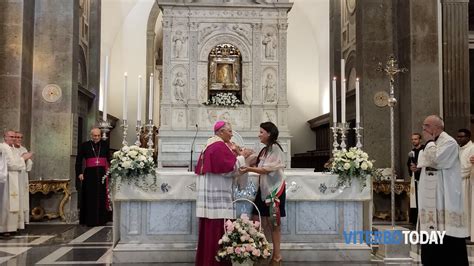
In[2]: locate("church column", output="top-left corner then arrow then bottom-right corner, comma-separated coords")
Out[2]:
0,0 -> 34,143
397,0 -> 440,179
187,21 -> 199,128
355,0 -> 395,168
277,21 -> 289,130
31,0 -> 79,182
251,23 -> 263,129
441,0 -> 470,134
160,18 -> 172,130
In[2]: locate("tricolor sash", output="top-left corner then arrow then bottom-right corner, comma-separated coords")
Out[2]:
265,182 -> 285,226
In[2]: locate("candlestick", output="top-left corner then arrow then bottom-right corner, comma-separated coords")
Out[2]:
331,125 -> 339,151
339,122 -> 349,150
135,120 -> 142,147
123,72 -> 128,121
149,73 -> 154,121
356,78 -> 360,124
146,120 -> 154,150
354,122 -> 363,148
122,120 -> 128,146
103,55 -> 109,122
332,77 -> 337,124
137,75 -> 142,122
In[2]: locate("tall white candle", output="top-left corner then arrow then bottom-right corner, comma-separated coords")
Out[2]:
341,79 -> 346,123
137,75 -> 142,122
123,73 -> 128,121
103,55 -> 109,121
332,77 -> 337,124
149,73 -> 154,121
341,59 -> 345,86
356,78 -> 360,124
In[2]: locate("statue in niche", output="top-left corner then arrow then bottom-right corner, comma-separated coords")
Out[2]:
263,73 -> 276,102
262,32 -> 276,59
173,31 -> 187,58
173,71 -> 186,102
265,111 -> 276,123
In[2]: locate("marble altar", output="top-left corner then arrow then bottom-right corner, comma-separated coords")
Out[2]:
112,169 -> 372,263
157,0 -> 293,168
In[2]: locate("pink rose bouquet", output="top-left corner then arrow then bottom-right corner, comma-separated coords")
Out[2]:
216,213 -> 272,263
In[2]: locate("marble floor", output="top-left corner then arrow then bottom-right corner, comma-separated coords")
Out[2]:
0,223 -> 474,265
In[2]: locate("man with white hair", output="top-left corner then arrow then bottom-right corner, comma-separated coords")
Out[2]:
75,128 -> 110,227
417,115 -> 468,265
0,130 -> 32,236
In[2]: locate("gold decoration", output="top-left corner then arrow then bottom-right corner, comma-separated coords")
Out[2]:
29,179 -> 70,221
373,91 -> 389,107
372,180 -> 410,195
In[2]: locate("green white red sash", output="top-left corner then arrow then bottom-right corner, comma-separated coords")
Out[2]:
265,182 -> 285,226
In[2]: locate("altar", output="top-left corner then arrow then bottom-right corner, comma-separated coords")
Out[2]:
111,169 -> 372,263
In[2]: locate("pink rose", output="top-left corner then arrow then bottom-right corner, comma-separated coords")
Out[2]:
252,249 -> 261,257
254,221 -> 260,228
235,247 -> 242,254
226,247 -> 234,254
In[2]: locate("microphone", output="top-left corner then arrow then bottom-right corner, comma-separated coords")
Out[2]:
408,150 -> 415,163
189,124 -> 199,172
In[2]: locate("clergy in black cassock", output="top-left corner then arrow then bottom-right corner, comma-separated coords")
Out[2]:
75,128 -> 111,227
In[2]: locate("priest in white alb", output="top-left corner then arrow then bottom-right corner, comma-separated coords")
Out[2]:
13,131 -> 33,224
417,115 -> 468,266
0,131 -> 32,236
456,129 -> 474,241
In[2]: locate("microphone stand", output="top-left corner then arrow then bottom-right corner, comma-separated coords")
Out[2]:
189,124 -> 198,172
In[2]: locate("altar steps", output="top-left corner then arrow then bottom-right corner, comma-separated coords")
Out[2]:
112,242 -> 371,263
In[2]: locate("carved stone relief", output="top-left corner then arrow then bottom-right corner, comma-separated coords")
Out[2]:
263,71 -> 277,103
173,72 -> 186,102
171,66 -> 188,103
199,35 -> 250,62
263,110 -> 277,123
199,24 -> 220,44
172,30 -> 188,58
228,24 -> 252,43
262,30 -> 277,60
173,109 -> 186,128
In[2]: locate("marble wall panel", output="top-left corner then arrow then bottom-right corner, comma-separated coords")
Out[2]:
147,202 -> 193,235
295,202 -> 338,235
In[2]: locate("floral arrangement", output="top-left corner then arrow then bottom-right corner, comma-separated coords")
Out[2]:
205,92 -> 242,107
330,147 -> 375,188
103,145 -> 156,191
216,214 -> 272,264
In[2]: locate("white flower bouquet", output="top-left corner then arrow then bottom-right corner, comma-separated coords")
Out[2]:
216,213 -> 272,264
330,147 -> 375,188
205,92 -> 242,107
103,145 -> 156,190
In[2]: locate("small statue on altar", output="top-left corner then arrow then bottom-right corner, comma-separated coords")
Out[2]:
262,32 -> 276,59
263,73 -> 276,102
173,71 -> 186,102
173,31 -> 187,58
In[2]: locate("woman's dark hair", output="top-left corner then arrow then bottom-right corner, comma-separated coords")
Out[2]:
256,122 -> 283,166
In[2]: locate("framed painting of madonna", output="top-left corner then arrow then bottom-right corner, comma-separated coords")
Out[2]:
208,44 -> 243,100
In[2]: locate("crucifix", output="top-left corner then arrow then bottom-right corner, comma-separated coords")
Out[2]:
376,55 -> 408,229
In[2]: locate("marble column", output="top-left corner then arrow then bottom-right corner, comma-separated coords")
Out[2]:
30,0 -> 78,184
0,0 -> 35,144
397,0 -> 440,179
355,0 -> 395,169
441,0 -> 470,135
